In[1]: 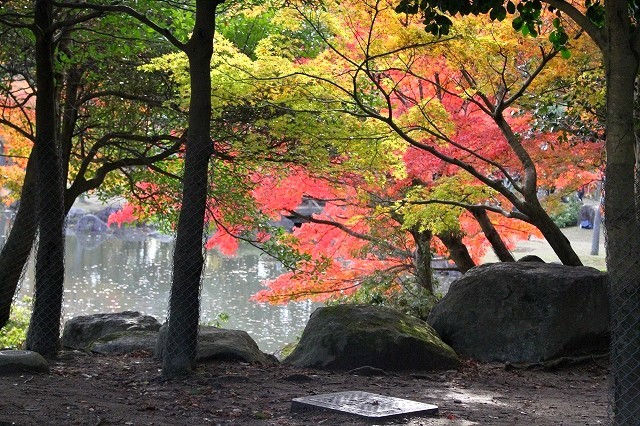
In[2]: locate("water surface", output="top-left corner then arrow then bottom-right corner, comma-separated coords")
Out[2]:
4,211 -> 318,353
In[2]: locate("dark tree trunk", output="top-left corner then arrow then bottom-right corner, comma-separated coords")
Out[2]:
410,229 -> 434,294
602,1 -> 640,422
437,231 -> 475,273
493,112 -> 582,266
526,203 -> 582,265
59,64 -> 82,179
162,0 -> 222,376
470,208 -> 515,262
0,152 -> 38,329
24,0 -> 66,357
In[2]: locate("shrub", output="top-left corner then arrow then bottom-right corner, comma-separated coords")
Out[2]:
0,297 -> 32,349
329,275 -> 439,321
550,200 -> 582,228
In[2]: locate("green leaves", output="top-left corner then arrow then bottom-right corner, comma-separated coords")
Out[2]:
549,16 -> 570,54
421,8 -> 454,36
585,0 -> 605,28
489,5 -> 507,21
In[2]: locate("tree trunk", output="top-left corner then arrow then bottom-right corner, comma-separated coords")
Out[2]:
470,208 -> 515,262
523,202 -> 582,265
410,229 -> 435,294
602,1 -> 640,422
493,112 -> 582,266
437,231 -> 475,273
0,152 -> 38,329
162,0 -> 221,376
24,0 -> 66,357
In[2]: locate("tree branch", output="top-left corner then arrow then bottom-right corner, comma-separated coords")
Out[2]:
52,2 -> 186,50
544,0 -> 605,50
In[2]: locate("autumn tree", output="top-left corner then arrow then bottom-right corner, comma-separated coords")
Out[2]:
395,0 -> 640,420
0,4 -> 185,331
142,4 -> 600,308
300,1 -> 601,265
246,0 -> 599,295
185,7 -> 596,310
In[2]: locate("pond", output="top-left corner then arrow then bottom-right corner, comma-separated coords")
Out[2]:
2,211 -> 319,354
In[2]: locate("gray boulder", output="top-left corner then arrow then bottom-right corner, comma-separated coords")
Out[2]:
428,262 -> 609,363
90,330 -> 159,355
283,304 -> 459,371
62,311 -> 161,350
0,350 -> 49,375
75,214 -> 108,233
155,325 -> 276,366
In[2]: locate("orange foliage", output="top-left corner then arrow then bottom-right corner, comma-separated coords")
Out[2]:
1,80 -> 34,205
250,8 -> 601,304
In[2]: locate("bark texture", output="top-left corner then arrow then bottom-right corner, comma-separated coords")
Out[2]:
603,0 -> 640,422
0,153 -> 38,329
25,0 -> 67,357
470,208 -> 515,263
437,231 -> 476,273
162,0 -> 222,376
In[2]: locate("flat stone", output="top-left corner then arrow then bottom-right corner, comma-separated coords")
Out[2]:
291,391 -> 438,420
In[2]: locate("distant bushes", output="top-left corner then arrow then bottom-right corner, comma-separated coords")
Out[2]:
550,200 -> 582,228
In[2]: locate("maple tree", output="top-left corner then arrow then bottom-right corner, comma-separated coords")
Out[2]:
236,3 -> 601,307
397,0 -> 640,420
136,3 -> 603,309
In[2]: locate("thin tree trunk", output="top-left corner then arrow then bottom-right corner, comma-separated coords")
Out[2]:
525,203 -> 582,265
493,112 -> 582,266
470,208 -> 515,262
410,229 -> 435,294
24,0 -> 66,357
0,152 -> 38,329
437,231 -> 475,273
162,0 -> 221,376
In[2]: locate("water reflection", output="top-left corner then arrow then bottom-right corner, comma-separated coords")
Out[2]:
3,211 -> 318,353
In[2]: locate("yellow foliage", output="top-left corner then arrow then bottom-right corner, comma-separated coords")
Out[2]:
398,175 -> 496,234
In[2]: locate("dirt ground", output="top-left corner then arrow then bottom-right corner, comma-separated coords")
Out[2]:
0,351 -> 609,425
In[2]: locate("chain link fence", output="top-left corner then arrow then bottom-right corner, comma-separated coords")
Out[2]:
3,147 -> 640,417
0,156 -> 39,348
606,185 -> 640,425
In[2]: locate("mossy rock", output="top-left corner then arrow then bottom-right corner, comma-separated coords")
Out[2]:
283,304 -> 459,371
0,350 -> 49,375
89,330 -> 159,355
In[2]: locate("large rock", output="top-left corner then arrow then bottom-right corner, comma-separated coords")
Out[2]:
62,311 -> 161,350
155,325 -> 276,366
75,214 -> 108,233
0,350 -> 49,375
283,304 -> 459,371
428,262 -> 609,363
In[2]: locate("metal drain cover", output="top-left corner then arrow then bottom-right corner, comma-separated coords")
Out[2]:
291,391 -> 438,420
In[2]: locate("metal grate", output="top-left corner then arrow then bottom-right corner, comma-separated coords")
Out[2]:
291,391 -> 438,420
